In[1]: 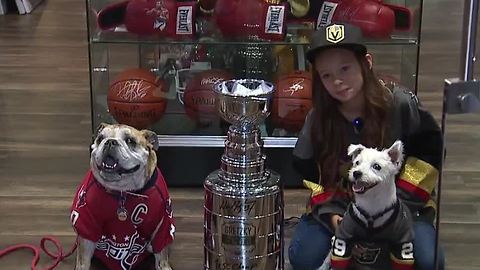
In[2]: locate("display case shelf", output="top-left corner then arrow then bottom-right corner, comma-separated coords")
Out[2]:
156,135 -> 298,147
90,32 -> 419,46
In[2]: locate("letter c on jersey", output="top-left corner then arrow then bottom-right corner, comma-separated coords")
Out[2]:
131,203 -> 148,225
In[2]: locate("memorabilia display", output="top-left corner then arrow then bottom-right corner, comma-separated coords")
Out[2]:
86,0 -> 424,185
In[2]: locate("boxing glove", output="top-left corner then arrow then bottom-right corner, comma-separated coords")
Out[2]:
123,0 -> 177,36
298,0 -> 411,38
353,0 -> 411,31
175,1 -> 197,38
97,0 -> 196,39
377,0 -> 411,31
214,0 -> 287,41
314,0 -> 398,37
97,0 -> 129,30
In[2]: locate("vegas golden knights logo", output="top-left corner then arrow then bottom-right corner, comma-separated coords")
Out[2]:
326,24 -> 345,43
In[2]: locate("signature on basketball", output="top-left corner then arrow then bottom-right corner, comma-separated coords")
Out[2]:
284,79 -> 304,96
116,80 -> 149,101
201,76 -> 223,86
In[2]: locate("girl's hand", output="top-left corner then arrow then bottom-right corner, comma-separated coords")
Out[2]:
331,214 -> 343,231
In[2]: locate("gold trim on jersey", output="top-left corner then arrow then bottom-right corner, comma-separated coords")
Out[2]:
398,157 -> 438,194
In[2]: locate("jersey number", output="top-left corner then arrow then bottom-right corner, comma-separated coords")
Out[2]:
401,242 -> 414,259
333,238 -> 347,257
70,210 -> 79,226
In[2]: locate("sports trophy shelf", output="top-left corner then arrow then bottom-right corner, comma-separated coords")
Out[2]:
86,0 -> 423,187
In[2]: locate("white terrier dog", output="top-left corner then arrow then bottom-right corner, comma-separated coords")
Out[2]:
348,140 -> 405,228
320,140 -> 415,270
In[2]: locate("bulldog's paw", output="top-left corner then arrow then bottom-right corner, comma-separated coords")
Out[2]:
74,237 -> 95,270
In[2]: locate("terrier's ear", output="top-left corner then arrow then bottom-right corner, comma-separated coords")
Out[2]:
386,140 -> 404,167
347,144 -> 366,160
142,130 -> 159,151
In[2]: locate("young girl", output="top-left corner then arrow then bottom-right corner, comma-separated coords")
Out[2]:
289,23 -> 445,270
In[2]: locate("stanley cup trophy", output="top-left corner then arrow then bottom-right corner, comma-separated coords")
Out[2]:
204,79 -> 284,270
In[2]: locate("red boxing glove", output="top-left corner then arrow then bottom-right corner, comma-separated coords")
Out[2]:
97,0 -> 196,39
263,3 -> 288,41
174,1 -> 197,38
312,0 -> 408,38
379,1 -> 411,31
214,0 -> 286,41
97,0 -> 129,30
124,0 -> 177,36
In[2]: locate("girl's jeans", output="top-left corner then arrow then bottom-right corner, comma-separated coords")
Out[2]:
288,214 -> 445,270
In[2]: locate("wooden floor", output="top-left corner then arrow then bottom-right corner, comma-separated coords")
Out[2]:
0,0 -> 479,269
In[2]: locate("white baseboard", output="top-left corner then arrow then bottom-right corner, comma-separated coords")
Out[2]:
22,0 -> 43,13
15,0 -> 25,14
0,0 -> 6,15
15,0 -> 43,14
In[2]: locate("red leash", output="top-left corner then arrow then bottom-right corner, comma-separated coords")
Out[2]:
0,236 -> 77,270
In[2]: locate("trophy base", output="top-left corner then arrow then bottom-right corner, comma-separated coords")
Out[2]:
203,170 -> 284,270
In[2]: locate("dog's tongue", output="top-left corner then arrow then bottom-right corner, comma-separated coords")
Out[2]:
102,155 -> 118,170
352,182 -> 369,193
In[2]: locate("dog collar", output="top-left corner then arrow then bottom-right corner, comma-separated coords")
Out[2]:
97,168 -> 159,196
353,200 -> 400,229
95,168 -> 159,221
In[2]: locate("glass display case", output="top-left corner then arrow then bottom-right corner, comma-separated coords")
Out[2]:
86,0 -> 424,186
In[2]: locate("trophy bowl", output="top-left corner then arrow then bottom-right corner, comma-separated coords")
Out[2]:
214,79 -> 274,128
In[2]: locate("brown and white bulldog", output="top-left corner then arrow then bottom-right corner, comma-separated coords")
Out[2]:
71,123 -> 174,270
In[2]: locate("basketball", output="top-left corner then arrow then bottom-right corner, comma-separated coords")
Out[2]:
272,70 -> 313,132
183,69 -> 233,126
107,68 -> 167,129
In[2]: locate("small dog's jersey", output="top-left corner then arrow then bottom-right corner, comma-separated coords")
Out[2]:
330,201 -> 414,270
70,169 -> 174,270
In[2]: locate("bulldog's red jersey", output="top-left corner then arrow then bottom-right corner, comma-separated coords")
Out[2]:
70,168 -> 175,270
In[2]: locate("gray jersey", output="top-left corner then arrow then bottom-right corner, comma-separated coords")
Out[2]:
330,201 -> 415,269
